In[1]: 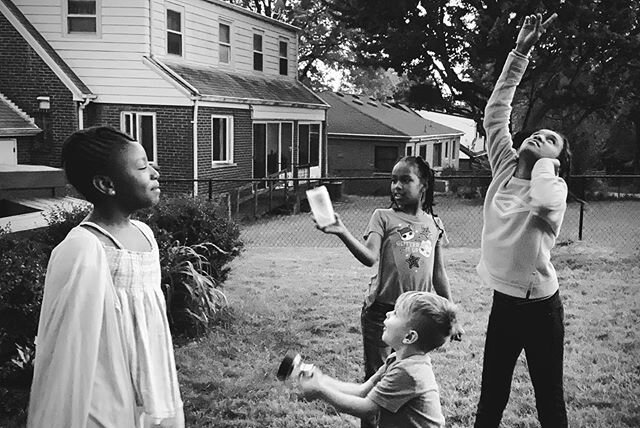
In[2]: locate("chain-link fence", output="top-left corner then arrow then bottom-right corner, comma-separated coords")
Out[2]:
162,175 -> 640,253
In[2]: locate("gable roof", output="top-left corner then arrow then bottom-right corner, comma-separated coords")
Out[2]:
0,92 -> 41,137
318,91 -> 463,139
0,0 -> 92,100
150,58 -> 328,108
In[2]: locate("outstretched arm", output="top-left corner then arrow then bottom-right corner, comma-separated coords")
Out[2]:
483,13 -> 558,173
515,13 -> 558,57
299,368 -> 379,419
316,213 -> 381,267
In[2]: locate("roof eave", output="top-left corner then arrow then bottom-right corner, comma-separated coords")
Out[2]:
0,128 -> 42,137
200,94 -> 328,109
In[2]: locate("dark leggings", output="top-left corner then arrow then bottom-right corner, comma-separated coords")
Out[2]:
360,301 -> 394,428
474,290 -> 568,428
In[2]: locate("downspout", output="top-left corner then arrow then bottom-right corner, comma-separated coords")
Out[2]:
193,97 -> 199,196
78,96 -> 93,129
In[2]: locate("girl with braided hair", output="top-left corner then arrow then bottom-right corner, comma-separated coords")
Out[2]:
28,126 -> 183,427
315,155 -> 459,428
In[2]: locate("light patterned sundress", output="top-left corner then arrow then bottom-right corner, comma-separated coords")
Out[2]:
28,220 -> 182,428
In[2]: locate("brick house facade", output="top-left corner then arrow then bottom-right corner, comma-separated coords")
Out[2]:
0,0 -> 328,198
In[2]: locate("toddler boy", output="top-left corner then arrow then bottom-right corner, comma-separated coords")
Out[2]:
299,291 -> 459,428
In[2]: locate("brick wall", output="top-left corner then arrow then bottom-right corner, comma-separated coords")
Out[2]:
89,103 -> 194,195
196,107 -> 253,194
0,13 -> 78,167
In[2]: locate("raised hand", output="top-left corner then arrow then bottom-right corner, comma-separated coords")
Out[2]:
515,13 -> 558,56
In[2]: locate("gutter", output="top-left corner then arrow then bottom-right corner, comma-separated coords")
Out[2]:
192,96 -> 199,196
77,95 -> 96,129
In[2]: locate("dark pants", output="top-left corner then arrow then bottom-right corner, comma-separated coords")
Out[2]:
474,290 -> 568,428
360,301 -> 394,428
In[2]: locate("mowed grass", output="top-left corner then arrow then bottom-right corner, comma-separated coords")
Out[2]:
176,242 -> 640,427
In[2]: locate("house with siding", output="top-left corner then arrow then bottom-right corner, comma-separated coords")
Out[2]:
0,0 -> 328,209
317,91 -> 463,194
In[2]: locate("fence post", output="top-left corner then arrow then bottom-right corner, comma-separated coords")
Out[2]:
268,179 -> 273,212
253,182 -> 258,219
208,179 -> 213,200
578,201 -> 584,240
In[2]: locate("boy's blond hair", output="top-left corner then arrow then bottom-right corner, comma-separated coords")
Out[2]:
395,291 -> 458,352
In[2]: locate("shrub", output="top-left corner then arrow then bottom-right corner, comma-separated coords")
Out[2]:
138,197 -> 243,285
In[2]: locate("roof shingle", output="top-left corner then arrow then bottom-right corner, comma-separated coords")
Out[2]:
318,91 -> 463,138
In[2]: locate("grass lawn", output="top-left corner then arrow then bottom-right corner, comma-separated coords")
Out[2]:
176,242 -> 640,427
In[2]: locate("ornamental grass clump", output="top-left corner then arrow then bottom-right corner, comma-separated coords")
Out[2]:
161,241 -> 229,337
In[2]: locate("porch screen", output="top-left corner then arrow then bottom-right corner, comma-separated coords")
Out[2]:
433,143 -> 442,167
253,122 -> 293,179
298,124 -> 320,167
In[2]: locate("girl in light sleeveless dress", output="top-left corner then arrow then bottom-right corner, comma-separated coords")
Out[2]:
28,126 -> 183,427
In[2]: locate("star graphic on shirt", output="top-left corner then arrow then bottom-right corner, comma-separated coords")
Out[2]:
406,254 -> 420,269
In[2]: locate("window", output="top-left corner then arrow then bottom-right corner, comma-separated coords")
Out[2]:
279,40 -> 288,75
405,145 -> 413,156
374,146 -> 398,172
253,33 -> 263,71
253,122 -> 293,178
219,23 -> 231,64
166,8 -> 183,56
298,123 -> 320,167
211,116 -> 234,164
66,0 -> 97,34
121,112 -> 156,163
433,142 -> 442,167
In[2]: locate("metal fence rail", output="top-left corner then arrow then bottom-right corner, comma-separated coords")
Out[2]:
160,175 -> 640,253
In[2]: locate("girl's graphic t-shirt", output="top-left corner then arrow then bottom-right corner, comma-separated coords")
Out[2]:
364,209 -> 447,306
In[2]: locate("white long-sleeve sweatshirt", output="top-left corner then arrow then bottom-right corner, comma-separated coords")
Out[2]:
477,50 -> 568,299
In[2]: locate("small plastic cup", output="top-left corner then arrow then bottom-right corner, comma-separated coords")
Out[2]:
306,185 -> 335,228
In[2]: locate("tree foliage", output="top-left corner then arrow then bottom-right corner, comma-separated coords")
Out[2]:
336,0 -> 640,170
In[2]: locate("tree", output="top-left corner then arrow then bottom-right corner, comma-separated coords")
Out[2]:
334,0 -> 640,171
225,0 -> 403,96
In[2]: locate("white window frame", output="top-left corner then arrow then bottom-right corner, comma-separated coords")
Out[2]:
120,112 -> 157,164
278,39 -> 288,76
253,31 -> 264,71
211,115 -> 234,165
218,21 -> 232,64
63,0 -> 101,37
166,5 -> 184,57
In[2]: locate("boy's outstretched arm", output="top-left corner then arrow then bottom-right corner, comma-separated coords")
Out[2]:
299,370 -> 379,419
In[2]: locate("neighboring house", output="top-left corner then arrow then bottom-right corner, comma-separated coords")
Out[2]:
318,91 -> 463,193
418,110 -> 487,171
0,0 -> 329,204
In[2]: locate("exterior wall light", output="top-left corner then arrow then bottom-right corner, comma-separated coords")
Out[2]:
37,96 -> 50,111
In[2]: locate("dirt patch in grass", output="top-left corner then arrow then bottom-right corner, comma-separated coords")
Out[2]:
176,242 -> 640,427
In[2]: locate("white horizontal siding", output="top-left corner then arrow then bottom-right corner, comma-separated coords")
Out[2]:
150,0 -> 298,78
12,0 -> 191,105
11,0 -> 299,105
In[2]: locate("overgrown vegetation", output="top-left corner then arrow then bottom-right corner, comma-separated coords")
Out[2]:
0,196 -> 242,422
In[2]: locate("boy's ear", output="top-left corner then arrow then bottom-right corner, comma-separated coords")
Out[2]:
402,330 -> 418,345
93,175 -> 116,196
